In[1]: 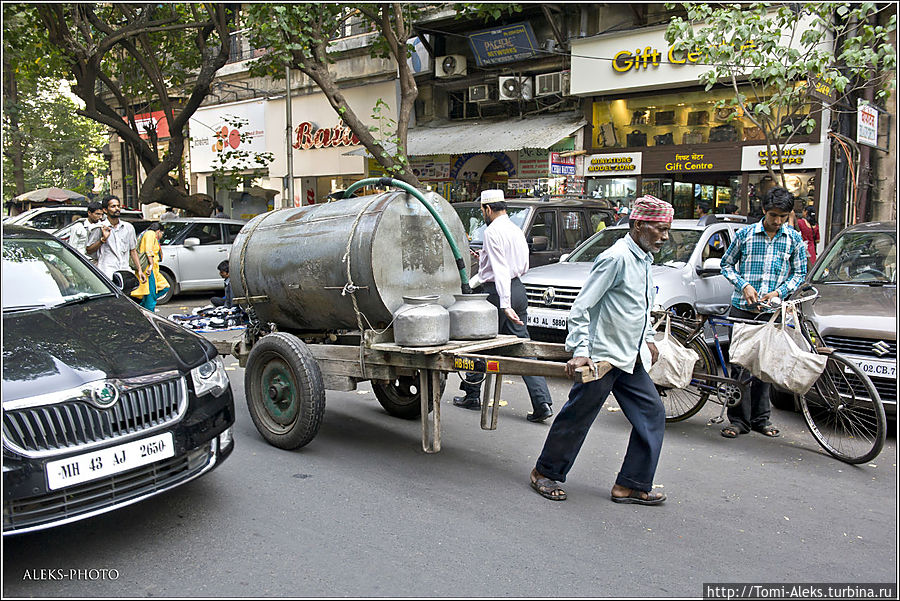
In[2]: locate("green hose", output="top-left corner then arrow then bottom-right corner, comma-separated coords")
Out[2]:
343,177 -> 471,293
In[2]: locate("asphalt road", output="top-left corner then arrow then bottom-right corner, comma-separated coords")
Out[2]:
3,294 -> 897,597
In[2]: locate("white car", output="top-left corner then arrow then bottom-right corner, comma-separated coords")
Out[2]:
8,206 -> 143,233
156,218 -> 246,304
521,218 -> 748,343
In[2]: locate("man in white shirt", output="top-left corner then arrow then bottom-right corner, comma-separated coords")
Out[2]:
86,196 -> 146,284
453,189 -> 553,422
69,201 -> 105,262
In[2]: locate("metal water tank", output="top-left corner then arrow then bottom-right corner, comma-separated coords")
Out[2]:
230,190 -> 470,332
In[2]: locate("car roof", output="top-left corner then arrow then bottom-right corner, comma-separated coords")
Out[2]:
838,221 -> 897,234
603,218 -> 731,231
3,224 -> 57,239
453,199 -> 614,209
165,217 -> 246,224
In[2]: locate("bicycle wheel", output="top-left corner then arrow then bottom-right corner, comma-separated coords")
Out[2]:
656,323 -> 716,422
799,352 -> 886,464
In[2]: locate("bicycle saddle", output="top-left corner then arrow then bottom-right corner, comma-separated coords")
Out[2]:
695,302 -> 730,316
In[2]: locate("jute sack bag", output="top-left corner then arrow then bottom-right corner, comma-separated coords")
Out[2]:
648,313 -> 700,389
729,304 -> 827,395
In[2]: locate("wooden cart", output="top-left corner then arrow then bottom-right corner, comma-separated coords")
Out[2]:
219,329 -> 607,453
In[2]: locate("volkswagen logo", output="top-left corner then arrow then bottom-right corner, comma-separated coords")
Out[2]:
90,381 -> 120,408
872,341 -> 892,357
542,287 -> 556,307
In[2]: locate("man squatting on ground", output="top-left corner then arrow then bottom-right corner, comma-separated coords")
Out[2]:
530,195 -> 674,505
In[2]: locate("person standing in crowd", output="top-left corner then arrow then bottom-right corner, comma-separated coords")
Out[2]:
696,202 -> 716,226
615,206 -> 630,225
211,202 -> 225,218
795,206 -> 819,268
529,196 -> 672,504
210,260 -> 234,308
453,189 -> 554,423
86,196 -> 146,285
69,201 -> 105,261
131,222 -> 170,311
719,187 -> 807,439
160,207 -> 178,222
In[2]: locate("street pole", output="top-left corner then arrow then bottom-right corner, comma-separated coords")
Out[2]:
285,65 -> 295,209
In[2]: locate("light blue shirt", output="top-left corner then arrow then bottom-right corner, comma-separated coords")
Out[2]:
565,234 -> 656,374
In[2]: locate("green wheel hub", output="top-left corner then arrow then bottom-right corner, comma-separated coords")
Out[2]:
261,360 -> 299,425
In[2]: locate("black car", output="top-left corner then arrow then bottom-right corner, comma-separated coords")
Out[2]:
2,224 -> 235,535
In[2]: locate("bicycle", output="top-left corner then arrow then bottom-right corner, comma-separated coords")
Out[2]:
652,286 -> 886,464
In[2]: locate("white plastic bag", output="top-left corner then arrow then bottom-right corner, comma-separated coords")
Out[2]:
730,305 -> 827,395
648,314 -> 700,389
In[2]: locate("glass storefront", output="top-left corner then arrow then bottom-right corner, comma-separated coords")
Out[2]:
592,86 -> 813,150
586,177 -> 637,206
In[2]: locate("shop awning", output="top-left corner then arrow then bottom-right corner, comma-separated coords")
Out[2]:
345,113 -> 587,157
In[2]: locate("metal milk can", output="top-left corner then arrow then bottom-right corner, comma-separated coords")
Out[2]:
393,295 -> 450,347
448,293 -> 498,340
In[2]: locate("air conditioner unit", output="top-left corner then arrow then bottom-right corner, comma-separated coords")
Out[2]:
436,54 -> 467,78
498,76 -> 534,101
535,71 -> 570,97
469,84 -> 490,103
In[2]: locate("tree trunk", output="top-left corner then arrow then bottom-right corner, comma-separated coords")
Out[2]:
2,56 -> 27,196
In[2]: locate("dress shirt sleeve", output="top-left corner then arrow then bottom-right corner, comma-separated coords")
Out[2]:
483,228 -> 513,308
776,235 -> 808,298
565,253 -> 622,357
720,231 -> 747,293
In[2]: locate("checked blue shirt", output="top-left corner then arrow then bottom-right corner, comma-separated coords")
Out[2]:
721,220 -> 808,313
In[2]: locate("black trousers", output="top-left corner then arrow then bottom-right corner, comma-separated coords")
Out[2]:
459,278 -> 552,411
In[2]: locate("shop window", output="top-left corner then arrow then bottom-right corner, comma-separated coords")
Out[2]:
585,177 -> 637,206
593,87 -> 814,149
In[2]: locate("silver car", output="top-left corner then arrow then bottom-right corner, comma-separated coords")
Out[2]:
156,218 -> 246,304
521,218 -> 747,343
789,221 -> 896,414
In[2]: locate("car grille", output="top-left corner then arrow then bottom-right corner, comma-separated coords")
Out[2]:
870,378 -> 897,405
525,284 -> 581,311
822,336 -> 896,360
3,443 -> 214,533
3,378 -> 186,457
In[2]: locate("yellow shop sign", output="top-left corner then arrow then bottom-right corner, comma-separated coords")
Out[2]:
613,41 -> 757,74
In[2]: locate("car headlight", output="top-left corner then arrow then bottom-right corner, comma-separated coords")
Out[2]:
191,356 -> 229,397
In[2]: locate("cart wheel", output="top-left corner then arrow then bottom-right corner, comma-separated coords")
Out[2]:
372,372 -> 446,420
245,332 -> 325,449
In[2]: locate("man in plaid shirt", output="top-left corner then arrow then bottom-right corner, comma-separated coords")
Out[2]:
719,187 -> 808,439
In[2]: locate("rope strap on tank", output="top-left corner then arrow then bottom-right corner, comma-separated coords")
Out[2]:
343,178 -> 472,294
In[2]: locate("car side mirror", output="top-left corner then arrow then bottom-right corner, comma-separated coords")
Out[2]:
112,270 -> 140,294
530,235 -> 549,252
560,253 -> 570,262
183,237 -> 200,248
697,258 -> 722,276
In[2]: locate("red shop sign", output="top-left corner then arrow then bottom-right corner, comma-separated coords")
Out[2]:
293,121 -> 360,150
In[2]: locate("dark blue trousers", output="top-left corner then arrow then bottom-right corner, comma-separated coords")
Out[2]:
726,306 -> 776,432
535,359 -> 665,492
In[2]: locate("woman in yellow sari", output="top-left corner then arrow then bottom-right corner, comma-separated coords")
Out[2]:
131,222 -> 170,311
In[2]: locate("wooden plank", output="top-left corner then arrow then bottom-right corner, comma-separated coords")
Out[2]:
368,335 -> 521,355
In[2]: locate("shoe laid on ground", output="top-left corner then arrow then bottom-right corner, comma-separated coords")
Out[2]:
526,402 -> 553,423
610,488 -> 666,506
452,395 -> 481,410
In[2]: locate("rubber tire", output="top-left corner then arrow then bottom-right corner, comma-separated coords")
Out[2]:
657,322 -> 715,423
245,332 -> 326,450
799,352 -> 886,464
372,372 -> 446,420
155,269 -> 178,305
